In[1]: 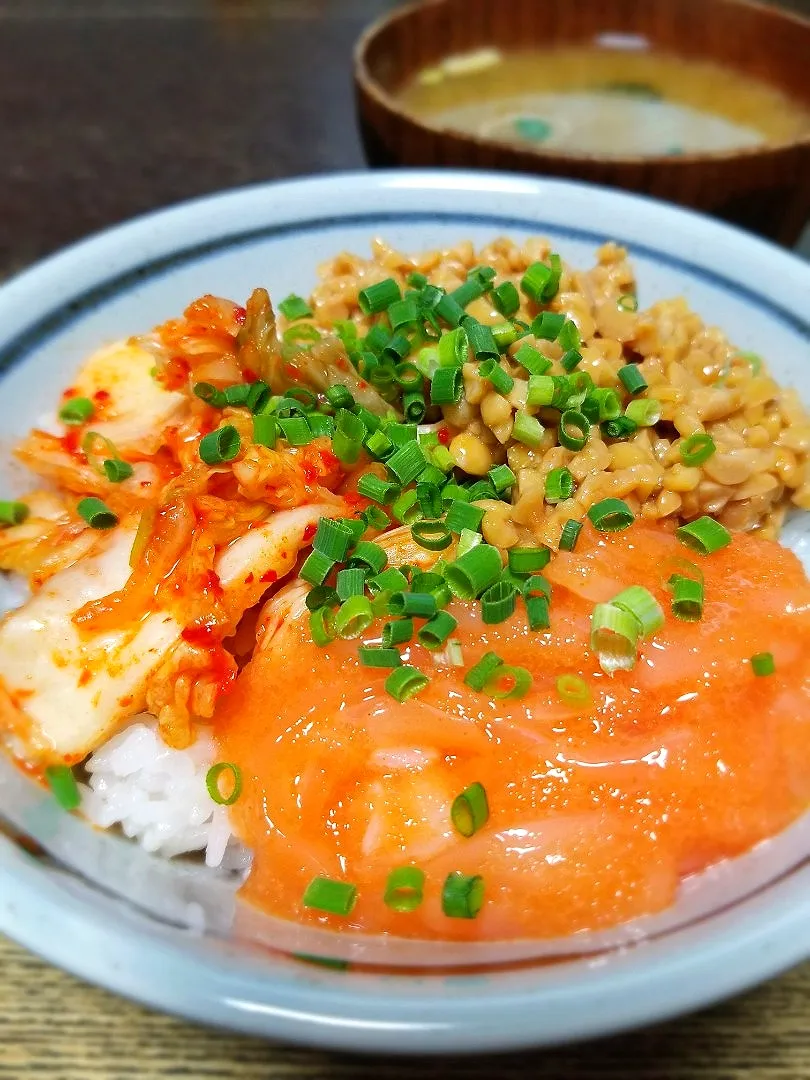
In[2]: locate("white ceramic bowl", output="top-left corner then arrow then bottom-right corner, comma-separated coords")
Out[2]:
0,171 -> 808,1054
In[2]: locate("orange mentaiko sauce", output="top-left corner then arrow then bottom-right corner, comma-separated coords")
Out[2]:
214,522 -> 810,942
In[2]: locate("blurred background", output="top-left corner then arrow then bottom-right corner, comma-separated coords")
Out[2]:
0,0 -> 807,282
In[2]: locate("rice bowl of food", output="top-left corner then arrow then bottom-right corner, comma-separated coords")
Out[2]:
0,171 -> 809,1052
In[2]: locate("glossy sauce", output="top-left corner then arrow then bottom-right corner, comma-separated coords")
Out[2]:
398,46 -> 810,157
215,523 -> 810,941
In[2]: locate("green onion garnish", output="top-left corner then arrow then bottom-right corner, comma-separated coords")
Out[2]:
0,500 -> 30,526
451,782 -> 489,838
334,595 -> 374,639
77,497 -> 118,530
515,343 -> 552,375
418,610 -> 458,649
558,409 -> 590,451
625,398 -> 661,427
384,867 -> 425,913
444,501 -> 485,539
193,382 -> 226,407
410,571 -> 451,608
59,397 -> 95,426
305,585 -> 339,612
464,651 -> 503,692
587,498 -> 634,531
411,521 -> 452,551
368,567 -> 408,596
358,278 -> 401,315
44,764 -> 81,811
465,321 -> 499,362
591,387 -> 622,421
437,326 -> 468,367
386,441 -> 427,486
521,258 -> 561,303
253,414 -> 278,448
391,489 -> 421,526
388,592 -> 437,618
102,458 -> 134,483
302,876 -> 357,916
479,358 -> 514,395
491,281 -> 520,317
205,762 -> 243,806
388,297 -> 421,331
560,348 -> 582,373
313,517 -> 353,561
348,541 -> 387,576
309,606 -> 336,646
485,664 -> 532,699
556,674 -> 591,706
590,602 -> 640,674
283,323 -> 320,346
444,544 -> 502,600
325,384 -> 354,410
601,415 -> 638,440
199,425 -> 241,465
751,651 -> 775,677
526,374 -> 554,407
224,383 -> 252,407
407,271 -> 428,289
670,574 -> 704,621
508,546 -> 551,574
382,618 -> 413,647
430,365 -> 463,405
342,517 -> 367,545
277,415 -> 314,446
332,409 -> 366,465
618,365 -> 647,395
738,350 -> 763,374
450,277 -> 485,310
680,434 -> 716,467
357,473 -> 399,505
526,595 -> 550,630
358,646 -> 402,668
278,293 -> 313,320
676,516 -> 731,555
308,413 -> 335,440
523,575 -> 552,600
336,567 -> 366,601
617,293 -> 638,312
364,429 -> 394,460
488,464 -> 516,494
300,550 -> 336,586
512,410 -> 545,448
545,467 -> 575,504
531,311 -> 566,340
611,585 -> 664,636
385,665 -> 429,702
480,580 -> 517,623
403,391 -> 426,423
558,319 -> 581,352
559,519 -> 582,551
442,872 -> 485,919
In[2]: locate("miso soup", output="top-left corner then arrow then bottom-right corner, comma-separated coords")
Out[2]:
399,45 -> 810,157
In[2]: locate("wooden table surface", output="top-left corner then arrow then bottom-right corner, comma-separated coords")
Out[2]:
1,2 -> 809,1077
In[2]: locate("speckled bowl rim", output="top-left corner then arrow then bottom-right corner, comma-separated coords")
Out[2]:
0,170 -> 809,1054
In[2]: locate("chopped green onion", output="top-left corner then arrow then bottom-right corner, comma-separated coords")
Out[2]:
508,546 -> 550,574
515,343 -> 552,376
559,519 -> 583,551
600,415 -> 638,440
485,664 -> 532,699
224,383 -> 252,407
560,348 -> 582,373
388,297 -> 421,331
491,281 -> 520,317
388,592 -> 437,619
382,618 -> 413,647
59,397 -> 95,425
526,595 -> 550,630
391,489 -> 421,526
451,782 -> 489,838
357,473 -> 399,505
348,541 -> 387,576
283,324 -> 321,346
368,568 -> 408,596
313,518 -> 353,561
205,762 -> 243,806
307,413 -> 335,439
559,320 -> 581,352
680,434 -> 716,467
332,409 -> 365,464
253,414 -> 278,448
302,876 -> 357,916
481,580 -> 518,623
450,277 -> 485,310
435,292 -> 466,327
478,358 -> 514,394
358,646 -> 402,668
0,500 -> 29,526
410,571 -> 451,609
402,391 -> 426,423
588,498 -> 634,531
386,441 -> 426,486
384,866 -> 425,912
77,497 -> 118,530
193,382 -> 226,407
309,606 -> 336,646
305,585 -> 339,612
465,479 -> 497,502
523,574 -> 552,600
278,293 -> 313,320
364,324 -> 390,355
676,516 -> 732,555
415,482 -> 442,520
468,265 -> 497,288
488,464 -> 516,494
364,429 -> 393,460
385,665 -> 429,702
526,374 -> 555,407
625,398 -> 661,427
618,365 -> 647,395
456,527 -> 482,558
670,574 -> 704,621
521,258 -> 561,303
751,651 -> 775,677
407,271 -> 428,289
464,651 -> 503,691
445,500 -> 485,535
44,764 -> 81,811
442,872 -> 485,919
430,365 -> 463,405
336,567 -> 366,601
617,293 -> 638,312
300,550 -> 336,586
102,458 -> 133,483
491,323 -> 518,350
531,311 -> 566,340
465,321 -> 499,362
334,595 -> 374,638
590,602 -> 640,674
556,674 -> 590,706
358,278 -> 401,315
591,388 -> 622,422
444,544 -> 502,600
342,518 -> 366,545
545,467 -> 575,503
277,415 -> 313,446
738,350 -> 763,374
199,425 -> 240,465
246,382 -> 271,414
411,521 -> 452,551
512,410 -> 545,448
325,384 -> 355,410
558,409 -> 590,451
611,585 -> 664,637
418,610 -> 458,649
437,327 -> 468,367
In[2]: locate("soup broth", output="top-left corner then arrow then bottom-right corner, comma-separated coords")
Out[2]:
399,45 -> 810,157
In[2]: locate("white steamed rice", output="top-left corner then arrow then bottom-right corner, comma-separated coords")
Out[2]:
80,716 -> 239,868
